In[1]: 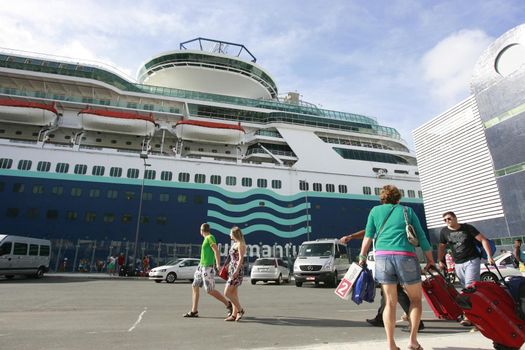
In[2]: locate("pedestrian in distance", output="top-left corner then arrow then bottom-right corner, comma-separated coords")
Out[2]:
357,185 -> 435,350
437,211 -> 495,326
513,239 -> 524,265
183,223 -> 232,318
223,226 -> 247,321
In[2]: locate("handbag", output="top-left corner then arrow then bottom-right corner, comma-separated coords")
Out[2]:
403,206 -> 419,247
218,256 -> 230,280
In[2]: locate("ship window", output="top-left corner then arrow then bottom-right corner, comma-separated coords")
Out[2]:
110,167 -> 123,177
39,245 -> 50,256
212,150 -> 217,153
74,164 -> 87,175
159,193 -> 170,202
156,216 -> 168,225
107,190 -> 118,199
51,186 -> 63,195
67,211 -> 78,220
18,160 -> 32,171
13,183 -> 25,193
338,185 -> 347,193
374,187 -> 381,195
226,176 -> 236,186
144,170 -> 156,180
313,183 -> 322,192
27,208 -> 39,219
143,192 -> 153,201
84,212 -> 96,222
82,97 -> 94,104
126,102 -> 137,109
47,210 -> 59,220
169,107 -> 180,114
92,166 -> 105,176
32,185 -> 44,194
161,171 -> 173,181
122,214 -> 132,223
13,242 -> 27,255
177,194 -> 187,203
140,216 -> 149,224
71,188 -> 82,197
143,104 -> 154,111
37,161 -> 51,172
178,172 -> 190,182
194,196 -> 204,204
125,191 -> 135,200
326,184 -> 335,193
103,213 -> 115,223
399,189 -> 405,197
272,180 -> 282,189
89,189 -> 100,198
126,141 -> 132,145
242,177 -> 252,187
408,190 -> 415,198
211,175 -> 221,185
0,158 -> 13,169
299,181 -> 309,191
0,129 -> 4,134
333,148 -> 409,165
418,191 -> 423,198
6,208 -> 19,218
363,186 -> 372,195
394,170 -> 409,174
127,168 -> 139,179
96,138 -> 102,142
194,174 -> 206,183
198,148 -> 204,152
415,171 -> 419,175
56,163 -> 69,173
99,99 -> 111,106
15,131 -> 22,135
257,179 -> 267,188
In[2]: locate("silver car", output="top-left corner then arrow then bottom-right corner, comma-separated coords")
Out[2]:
148,258 -> 200,283
250,258 -> 291,285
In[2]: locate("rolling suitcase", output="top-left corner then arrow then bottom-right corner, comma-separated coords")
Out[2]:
456,264 -> 525,350
422,267 -> 463,320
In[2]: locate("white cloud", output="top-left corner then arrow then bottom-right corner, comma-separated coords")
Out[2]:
420,29 -> 494,106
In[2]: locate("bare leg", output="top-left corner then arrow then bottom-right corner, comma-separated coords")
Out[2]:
224,284 -> 241,315
382,283 -> 399,350
207,289 -> 229,306
191,286 -> 200,313
403,282 -> 423,349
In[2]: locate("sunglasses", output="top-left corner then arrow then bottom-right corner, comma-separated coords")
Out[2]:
443,217 -> 454,222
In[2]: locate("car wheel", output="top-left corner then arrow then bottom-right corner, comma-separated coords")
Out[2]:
5,275 -> 14,279
166,272 -> 177,283
154,280 -> 162,283
276,274 -> 282,285
251,280 -> 256,285
331,271 -> 338,288
34,267 -> 45,279
480,272 -> 498,283
295,281 -> 302,287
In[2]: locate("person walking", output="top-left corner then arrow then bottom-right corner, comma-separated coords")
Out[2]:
224,226 -> 247,321
357,185 -> 435,350
513,239 -> 523,265
183,223 -> 232,318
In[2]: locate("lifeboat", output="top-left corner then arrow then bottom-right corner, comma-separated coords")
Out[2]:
0,98 -> 58,126
174,120 -> 245,143
78,108 -> 157,136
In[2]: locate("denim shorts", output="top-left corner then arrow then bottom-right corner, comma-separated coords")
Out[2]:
374,254 -> 422,285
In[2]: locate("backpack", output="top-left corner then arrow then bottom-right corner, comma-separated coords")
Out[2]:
351,267 -> 376,305
475,239 -> 496,259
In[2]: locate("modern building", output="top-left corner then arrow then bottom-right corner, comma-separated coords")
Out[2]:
414,24 -> 525,244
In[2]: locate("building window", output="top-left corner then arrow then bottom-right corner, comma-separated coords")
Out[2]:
55,163 -> 69,173
338,185 -> 347,193
313,183 -> 322,192
6,208 -> 19,218
18,159 -> 32,170
143,192 -> 153,201
257,179 -> 267,188
51,186 -> 63,195
210,175 -> 221,185
127,168 -> 139,179
299,181 -> 309,191
13,183 -> 25,193
363,186 -> 372,195
159,193 -> 170,202
37,161 -> 51,172
103,213 -> 115,223
194,174 -> 206,183
71,187 -> 82,197
408,190 -> 415,198
85,212 -> 96,222
241,177 -> 252,187
156,216 -> 168,225
89,189 -> 100,198
161,171 -> 172,181
0,158 -> 13,169
271,180 -> 282,189
92,166 -> 105,176
179,172 -> 190,182
67,211 -> 78,221
145,169 -> 156,180
122,214 -> 132,223
110,167 -> 122,177
46,210 -> 59,220
74,164 -> 87,175
32,185 -> 44,194
226,176 -> 236,186
177,194 -> 187,203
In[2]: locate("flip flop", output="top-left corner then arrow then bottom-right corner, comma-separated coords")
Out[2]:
183,311 -> 199,318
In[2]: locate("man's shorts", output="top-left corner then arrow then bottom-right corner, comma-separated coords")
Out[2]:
374,254 -> 422,285
192,265 -> 216,292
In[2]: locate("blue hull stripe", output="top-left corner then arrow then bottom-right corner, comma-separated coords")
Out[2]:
209,222 -> 309,238
207,210 -> 310,226
208,196 -> 310,213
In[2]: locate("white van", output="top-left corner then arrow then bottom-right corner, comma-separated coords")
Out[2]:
0,235 -> 51,279
293,238 -> 350,287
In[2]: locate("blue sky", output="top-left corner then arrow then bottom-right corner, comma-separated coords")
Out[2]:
1,0 -> 524,149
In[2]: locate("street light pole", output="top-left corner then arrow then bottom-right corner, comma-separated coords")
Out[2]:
133,153 -> 150,269
301,180 -> 310,241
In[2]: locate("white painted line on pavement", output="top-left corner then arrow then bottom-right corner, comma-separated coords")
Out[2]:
128,307 -> 147,332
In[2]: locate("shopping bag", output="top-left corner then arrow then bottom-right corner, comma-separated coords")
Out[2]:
334,263 -> 363,300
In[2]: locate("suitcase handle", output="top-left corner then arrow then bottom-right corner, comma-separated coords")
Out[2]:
424,265 -> 455,287
484,262 -> 511,289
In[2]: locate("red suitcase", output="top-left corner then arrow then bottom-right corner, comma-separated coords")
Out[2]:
457,266 -> 525,350
422,268 -> 463,320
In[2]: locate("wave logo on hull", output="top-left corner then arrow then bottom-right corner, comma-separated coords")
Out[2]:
206,196 -> 311,238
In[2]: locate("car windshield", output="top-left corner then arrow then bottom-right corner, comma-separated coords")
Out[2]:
254,259 -> 276,266
298,243 -> 333,257
165,259 -> 183,266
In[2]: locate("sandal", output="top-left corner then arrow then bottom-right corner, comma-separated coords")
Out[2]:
235,309 -> 245,321
183,311 -> 199,318
407,345 -> 423,350
224,315 -> 236,321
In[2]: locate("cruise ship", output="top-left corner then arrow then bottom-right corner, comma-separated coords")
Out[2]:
0,38 -> 424,266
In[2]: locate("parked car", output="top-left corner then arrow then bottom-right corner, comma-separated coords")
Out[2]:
0,235 -> 51,279
480,251 -> 522,283
250,257 -> 291,285
148,258 -> 199,283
